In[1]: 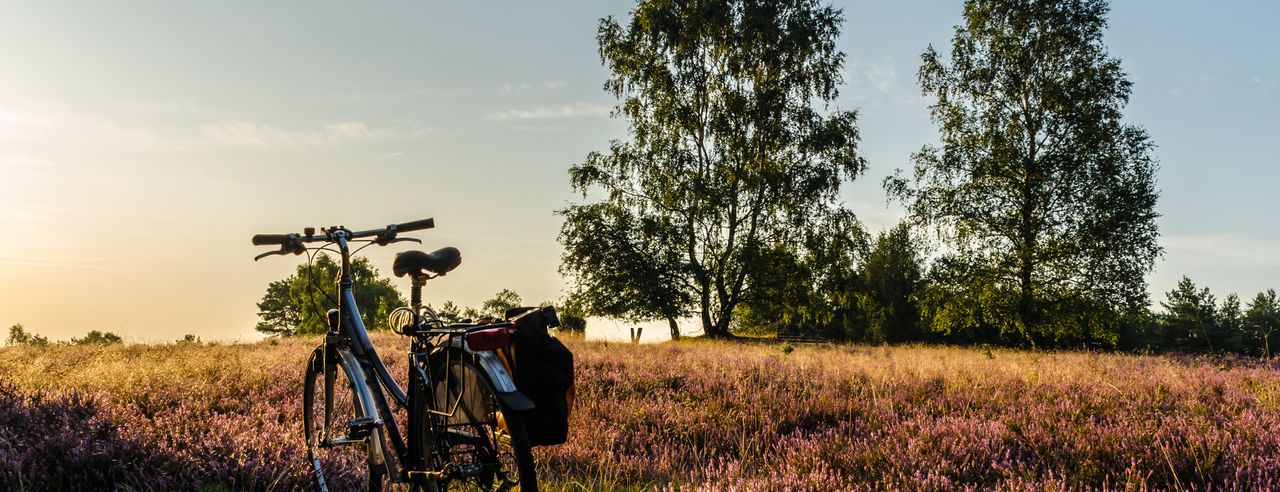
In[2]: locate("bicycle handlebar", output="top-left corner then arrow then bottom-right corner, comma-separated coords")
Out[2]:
250,218 -> 434,247
251,233 -> 292,246
394,218 -> 435,233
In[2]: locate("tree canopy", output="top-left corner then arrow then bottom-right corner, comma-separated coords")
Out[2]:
481,289 -> 524,318
888,0 -> 1160,347
255,254 -> 404,336
7,324 -> 48,347
561,0 -> 866,338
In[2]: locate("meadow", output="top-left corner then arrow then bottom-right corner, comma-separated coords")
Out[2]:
1,334 -> 1278,491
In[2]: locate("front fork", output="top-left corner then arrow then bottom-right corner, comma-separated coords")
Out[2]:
310,344 -> 390,471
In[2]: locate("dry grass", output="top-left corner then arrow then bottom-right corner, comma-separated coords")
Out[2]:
2,334 -> 1278,490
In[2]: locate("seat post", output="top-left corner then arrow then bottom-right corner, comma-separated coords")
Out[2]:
410,275 -> 426,309
409,274 -> 426,325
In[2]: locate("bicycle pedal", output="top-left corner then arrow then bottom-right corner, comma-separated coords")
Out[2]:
346,416 -> 381,440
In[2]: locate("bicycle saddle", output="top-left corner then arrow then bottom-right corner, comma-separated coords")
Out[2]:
393,247 -> 461,277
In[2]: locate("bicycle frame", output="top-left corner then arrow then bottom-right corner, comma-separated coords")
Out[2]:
316,232 -> 411,478
314,231 -> 529,484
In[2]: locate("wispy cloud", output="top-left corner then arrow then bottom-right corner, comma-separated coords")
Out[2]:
364,151 -> 405,164
1252,77 -> 1277,95
0,255 -> 112,270
1,100 -> 433,151
498,80 -> 567,94
512,125 -> 567,133
201,120 -> 432,148
487,103 -> 611,121
1,100 -> 186,151
851,56 -> 899,92
1164,234 -> 1280,268
844,56 -> 926,107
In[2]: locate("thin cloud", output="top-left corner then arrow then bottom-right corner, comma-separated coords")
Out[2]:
498,80 -> 568,94
844,56 -> 927,107
200,121 -> 432,148
1,101 -> 186,151
364,151 -> 406,164
850,56 -> 898,92
487,103 -> 611,121
512,125 -> 567,133
1253,77 -> 1277,95
1163,234 -> 1280,268
2,100 -> 432,151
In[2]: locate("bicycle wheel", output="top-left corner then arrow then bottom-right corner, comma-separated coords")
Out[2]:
304,347 -> 389,491
423,350 -> 537,492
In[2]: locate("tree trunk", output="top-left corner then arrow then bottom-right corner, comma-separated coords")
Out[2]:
667,317 -> 680,341
1018,186 -> 1037,348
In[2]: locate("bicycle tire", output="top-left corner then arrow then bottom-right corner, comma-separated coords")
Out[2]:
423,351 -> 538,492
303,347 -> 389,492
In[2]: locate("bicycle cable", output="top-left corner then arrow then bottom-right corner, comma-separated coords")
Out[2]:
304,248 -> 341,329
303,239 -> 380,330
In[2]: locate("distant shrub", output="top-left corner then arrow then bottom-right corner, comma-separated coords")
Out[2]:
70,330 -> 122,345
5,324 -> 48,347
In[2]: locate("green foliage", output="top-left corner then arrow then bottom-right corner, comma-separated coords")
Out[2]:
562,0 -> 866,339
1142,277 -> 1280,356
1158,276 -> 1221,352
733,213 -> 868,341
1245,289 -> 1280,359
431,301 -> 464,324
72,330 -> 123,345
481,289 -> 523,318
735,245 -> 825,336
178,334 -> 201,345
559,203 -> 689,339
854,223 -> 927,343
888,0 -> 1160,347
255,253 -> 405,336
557,295 -> 589,333
7,324 -> 49,347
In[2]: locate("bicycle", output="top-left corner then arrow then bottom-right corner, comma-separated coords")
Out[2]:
252,218 -> 539,492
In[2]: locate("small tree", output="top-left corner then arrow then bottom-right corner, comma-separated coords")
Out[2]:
557,295 -> 589,334
431,301 -> 464,324
1245,289 -> 1280,359
856,223 -> 927,343
72,330 -> 123,345
481,289 -> 523,318
255,254 -> 405,336
1159,277 -> 1219,352
1219,293 -> 1246,353
560,204 -> 690,340
7,324 -> 49,347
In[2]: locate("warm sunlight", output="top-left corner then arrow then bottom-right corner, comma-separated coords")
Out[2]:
1,1 -> 1277,489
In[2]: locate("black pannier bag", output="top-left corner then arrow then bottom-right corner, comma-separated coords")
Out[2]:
507,306 -> 574,446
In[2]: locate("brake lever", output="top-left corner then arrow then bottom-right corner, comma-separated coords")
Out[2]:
254,250 -> 283,261
387,237 -> 422,244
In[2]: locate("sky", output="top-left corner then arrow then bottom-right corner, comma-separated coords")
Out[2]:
1,1 -> 1277,344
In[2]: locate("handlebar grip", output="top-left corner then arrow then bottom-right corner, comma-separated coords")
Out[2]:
395,218 -> 435,232
251,234 -> 290,246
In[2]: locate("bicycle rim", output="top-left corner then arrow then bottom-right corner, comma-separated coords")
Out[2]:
304,349 -> 387,491
428,353 -> 537,492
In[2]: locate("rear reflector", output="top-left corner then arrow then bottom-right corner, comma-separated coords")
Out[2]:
466,328 -> 511,351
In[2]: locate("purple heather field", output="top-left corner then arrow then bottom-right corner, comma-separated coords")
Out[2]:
1,334 -> 1279,491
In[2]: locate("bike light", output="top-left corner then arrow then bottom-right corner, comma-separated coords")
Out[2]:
466,328 -> 511,351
